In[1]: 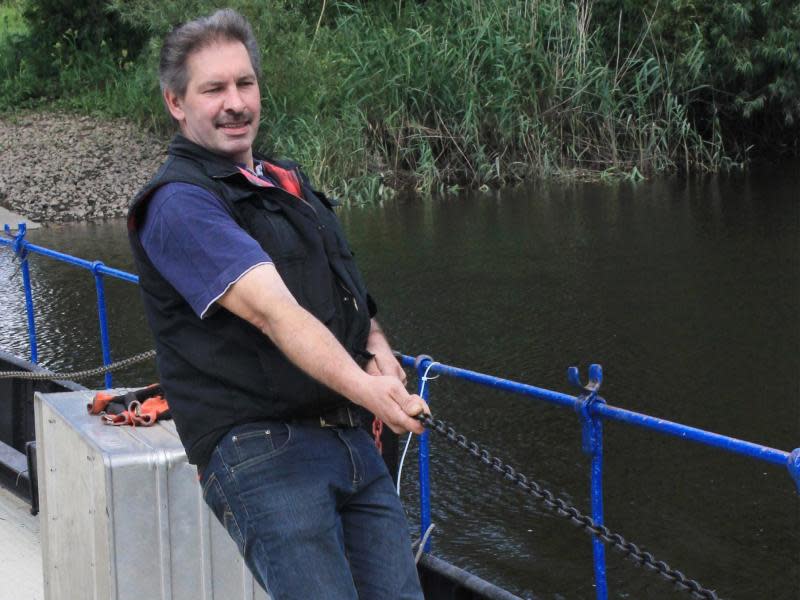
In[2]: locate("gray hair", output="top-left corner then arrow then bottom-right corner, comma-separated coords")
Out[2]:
159,8 -> 261,99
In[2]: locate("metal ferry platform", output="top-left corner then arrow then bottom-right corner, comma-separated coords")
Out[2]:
0,485 -> 43,600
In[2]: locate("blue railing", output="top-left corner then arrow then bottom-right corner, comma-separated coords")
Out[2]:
2,223 -> 799,600
1,224 -> 139,388
399,356 -> 798,599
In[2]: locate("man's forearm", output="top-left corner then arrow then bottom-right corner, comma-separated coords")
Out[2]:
260,297 -> 371,403
365,318 -> 407,383
367,318 -> 392,354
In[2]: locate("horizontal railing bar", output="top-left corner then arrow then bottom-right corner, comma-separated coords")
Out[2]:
593,403 -> 789,466
0,239 -> 139,284
399,354 -> 790,467
399,355 -> 578,409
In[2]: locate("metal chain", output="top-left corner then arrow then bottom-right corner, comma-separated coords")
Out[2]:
0,350 -> 156,381
415,414 -> 722,600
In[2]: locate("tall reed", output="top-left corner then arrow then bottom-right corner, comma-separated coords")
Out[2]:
310,0 -> 725,194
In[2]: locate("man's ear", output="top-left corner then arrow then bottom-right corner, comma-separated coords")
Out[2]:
164,89 -> 185,123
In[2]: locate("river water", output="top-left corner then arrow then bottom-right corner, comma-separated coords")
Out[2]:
1,165 -> 798,599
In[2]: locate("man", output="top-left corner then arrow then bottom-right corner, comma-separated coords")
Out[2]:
127,9 -> 427,599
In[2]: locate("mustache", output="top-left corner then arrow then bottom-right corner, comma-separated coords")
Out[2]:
215,112 -> 254,126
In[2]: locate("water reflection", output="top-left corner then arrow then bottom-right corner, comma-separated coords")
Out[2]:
0,250 -> 31,360
0,222 -> 154,387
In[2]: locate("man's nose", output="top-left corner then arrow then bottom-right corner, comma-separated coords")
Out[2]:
223,86 -> 246,113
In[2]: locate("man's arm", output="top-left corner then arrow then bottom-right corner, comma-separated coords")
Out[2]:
217,263 -> 427,434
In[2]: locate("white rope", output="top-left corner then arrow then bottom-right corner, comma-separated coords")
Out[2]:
396,360 -> 439,495
414,523 -> 436,564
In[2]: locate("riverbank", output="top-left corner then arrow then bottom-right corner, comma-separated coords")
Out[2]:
0,111 -> 165,223
6,2 -> 796,200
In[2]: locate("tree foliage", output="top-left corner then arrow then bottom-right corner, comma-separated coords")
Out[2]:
594,0 -> 800,152
22,0 -> 147,55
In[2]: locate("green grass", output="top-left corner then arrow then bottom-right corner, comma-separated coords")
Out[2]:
0,1 -> 26,38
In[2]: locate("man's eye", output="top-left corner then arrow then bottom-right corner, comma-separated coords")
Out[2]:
203,88 -> 221,94
239,81 -> 254,87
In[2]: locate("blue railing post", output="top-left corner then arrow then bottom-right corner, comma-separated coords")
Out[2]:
416,354 -> 434,551
7,224 -> 39,363
787,449 -> 800,493
570,364 -> 608,600
91,261 -> 113,388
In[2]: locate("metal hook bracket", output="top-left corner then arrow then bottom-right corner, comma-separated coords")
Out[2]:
414,354 -> 434,370
5,223 -> 29,280
91,260 -> 106,276
6,222 -> 28,259
569,364 -> 605,456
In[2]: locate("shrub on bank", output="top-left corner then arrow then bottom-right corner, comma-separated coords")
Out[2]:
1,0 -> 797,197
594,0 -> 800,157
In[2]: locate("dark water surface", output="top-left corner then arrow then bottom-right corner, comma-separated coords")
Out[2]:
1,166 -> 798,599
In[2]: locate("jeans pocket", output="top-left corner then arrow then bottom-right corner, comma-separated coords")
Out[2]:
202,473 -> 246,556
230,422 -> 292,473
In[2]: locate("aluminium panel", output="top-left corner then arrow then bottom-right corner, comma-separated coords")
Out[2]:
34,389 -> 269,600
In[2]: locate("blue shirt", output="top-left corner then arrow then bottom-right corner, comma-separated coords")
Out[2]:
139,182 -> 272,318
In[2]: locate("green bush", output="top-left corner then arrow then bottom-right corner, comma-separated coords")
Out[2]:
23,0 -> 147,55
0,0 -> 149,108
593,0 -> 800,154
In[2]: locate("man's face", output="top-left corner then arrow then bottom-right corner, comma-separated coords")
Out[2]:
165,40 -> 261,168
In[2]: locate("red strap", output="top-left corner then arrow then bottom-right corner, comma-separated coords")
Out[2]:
372,417 -> 384,454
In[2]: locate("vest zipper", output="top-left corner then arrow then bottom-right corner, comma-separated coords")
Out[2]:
292,167 -> 317,214
338,279 -> 359,312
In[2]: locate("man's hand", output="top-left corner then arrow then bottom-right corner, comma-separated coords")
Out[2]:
355,375 -> 429,435
362,318 -> 429,434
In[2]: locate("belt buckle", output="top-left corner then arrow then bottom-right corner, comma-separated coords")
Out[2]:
319,407 -> 356,428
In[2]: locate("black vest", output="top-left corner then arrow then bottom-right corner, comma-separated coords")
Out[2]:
128,135 -> 374,467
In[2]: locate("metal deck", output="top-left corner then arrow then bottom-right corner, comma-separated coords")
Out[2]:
0,486 -> 43,600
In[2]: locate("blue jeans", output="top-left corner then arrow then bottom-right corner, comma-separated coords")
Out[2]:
200,420 -> 424,600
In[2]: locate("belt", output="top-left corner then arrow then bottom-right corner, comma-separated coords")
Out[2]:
314,405 -> 363,428
199,407 -> 364,478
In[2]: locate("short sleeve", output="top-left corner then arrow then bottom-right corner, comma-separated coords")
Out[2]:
139,182 -> 272,318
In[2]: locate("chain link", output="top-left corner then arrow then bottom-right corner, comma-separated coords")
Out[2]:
0,350 -> 156,381
416,414 -> 722,600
